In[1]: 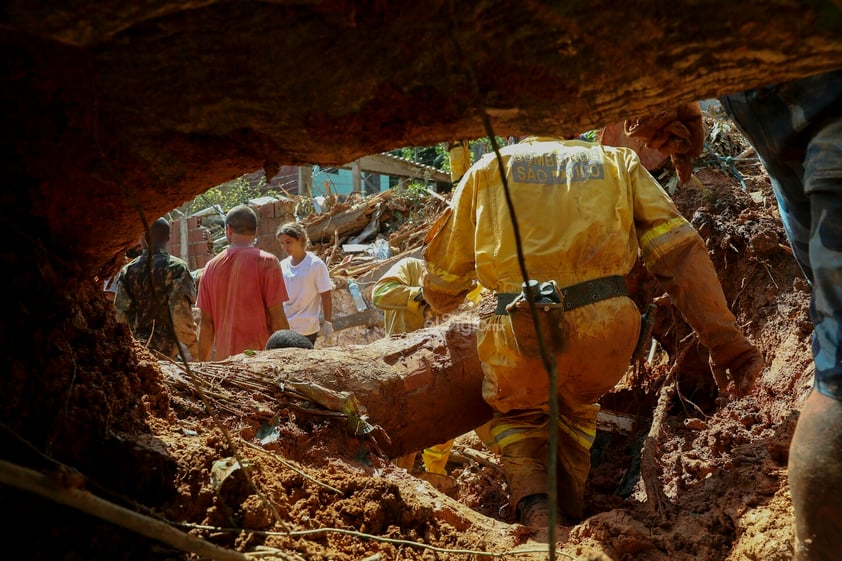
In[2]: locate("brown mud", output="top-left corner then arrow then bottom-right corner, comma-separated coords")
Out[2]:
3,155 -> 811,561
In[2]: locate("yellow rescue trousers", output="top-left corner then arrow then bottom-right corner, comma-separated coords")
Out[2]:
421,422 -> 499,474
391,441 -> 458,475
479,295 -> 640,521
394,421 -> 499,475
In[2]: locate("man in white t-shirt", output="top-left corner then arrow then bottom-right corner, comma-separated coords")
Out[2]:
277,222 -> 333,343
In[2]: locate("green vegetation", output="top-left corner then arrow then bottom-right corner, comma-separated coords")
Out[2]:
391,136 -> 508,174
176,174 -> 278,217
177,135 -> 508,218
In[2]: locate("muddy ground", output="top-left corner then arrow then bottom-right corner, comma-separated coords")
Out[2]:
6,146 -> 811,561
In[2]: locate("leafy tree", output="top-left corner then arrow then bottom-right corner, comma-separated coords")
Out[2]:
391,136 -> 508,175
177,173 -> 272,216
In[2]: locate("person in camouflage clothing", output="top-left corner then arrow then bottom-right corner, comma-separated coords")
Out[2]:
115,217 -> 199,360
719,70 -> 842,561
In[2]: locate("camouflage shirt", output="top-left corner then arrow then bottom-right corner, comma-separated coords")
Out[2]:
114,248 -> 199,359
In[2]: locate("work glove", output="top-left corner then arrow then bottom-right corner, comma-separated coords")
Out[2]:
319,321 -> 334,338
624,102 -> 704,183
412,288 -> 435,325
709,338 -> 764,397
412,287 -> 427,307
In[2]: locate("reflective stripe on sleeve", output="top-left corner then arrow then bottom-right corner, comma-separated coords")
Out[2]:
426,261 -> 474,292
639,216 -> 687,248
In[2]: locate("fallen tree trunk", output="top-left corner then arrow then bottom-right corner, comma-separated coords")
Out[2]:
161,318 -> 650,458
160,320 -> 492,458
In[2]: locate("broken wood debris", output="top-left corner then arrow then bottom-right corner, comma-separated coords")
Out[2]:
293,188 -> 447,334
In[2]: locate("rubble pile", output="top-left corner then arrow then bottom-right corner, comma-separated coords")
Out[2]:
300,188 -> 447,274
293,187 -> 449,345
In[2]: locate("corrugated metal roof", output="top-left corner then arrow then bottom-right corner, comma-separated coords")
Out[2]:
340,153 -> 450,183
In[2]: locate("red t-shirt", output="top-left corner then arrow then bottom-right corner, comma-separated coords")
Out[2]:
197,246 -> 288,360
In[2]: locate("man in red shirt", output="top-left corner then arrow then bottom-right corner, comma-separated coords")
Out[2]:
197,205 -> 290,361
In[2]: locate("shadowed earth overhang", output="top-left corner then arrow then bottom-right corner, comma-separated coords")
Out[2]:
2,0 -> 842,268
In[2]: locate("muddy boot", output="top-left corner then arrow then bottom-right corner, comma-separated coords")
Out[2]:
789,391 -> 842,561
517,493 -> 551,528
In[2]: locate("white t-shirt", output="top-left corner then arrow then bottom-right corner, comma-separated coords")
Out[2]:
280,252 -> 332,336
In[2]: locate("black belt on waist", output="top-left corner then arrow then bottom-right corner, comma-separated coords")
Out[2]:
496,275 -> 628,315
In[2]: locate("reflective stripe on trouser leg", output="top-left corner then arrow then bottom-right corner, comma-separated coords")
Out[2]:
491,407 -> 598,519
422,439 -> 455,475
492,413 -> 548,514
473,421 -> 500,455
555,401 -> 600,521
479,296 -> 640,518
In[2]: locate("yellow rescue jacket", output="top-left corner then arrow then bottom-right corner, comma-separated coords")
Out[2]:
423,137 -> 697,310
371,257 -> 427,336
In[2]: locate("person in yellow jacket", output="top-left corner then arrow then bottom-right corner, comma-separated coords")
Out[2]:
372,257 -> 429,337
422,136 -> 764,527
446,139 -> 472,186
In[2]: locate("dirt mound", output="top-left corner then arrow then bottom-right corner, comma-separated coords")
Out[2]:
2,146 -> 812,560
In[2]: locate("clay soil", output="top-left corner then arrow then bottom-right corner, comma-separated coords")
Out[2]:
5,153 -> 811,561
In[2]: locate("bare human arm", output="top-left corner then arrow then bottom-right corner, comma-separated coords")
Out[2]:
320,291 -> 332,323
171,296 -> 199,361
171,269 -> 199,360
198,310 -> 215,362
371,258 -> 425,312
268,302 -> 290,332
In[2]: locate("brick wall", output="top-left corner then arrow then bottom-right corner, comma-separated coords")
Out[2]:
168,215 -> 212,270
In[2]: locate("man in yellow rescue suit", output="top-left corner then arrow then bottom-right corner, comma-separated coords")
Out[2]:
423,136 -> 764,527
446,139 -> 472,186
372,257 -> 430,337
